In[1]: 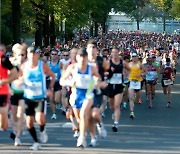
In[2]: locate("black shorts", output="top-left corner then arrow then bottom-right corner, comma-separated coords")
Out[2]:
11,93 -> 24,106
25,98 -> 47,116
146,80 -> 156,85
47,81 -> 62,92
93,90 -> 103,108
0,95 -> 9,107
104,84 -> 124,98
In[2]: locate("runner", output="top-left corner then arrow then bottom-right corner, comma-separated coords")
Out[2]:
160,58 -> 174,107
105,47 -> 130,132
86,40 -> 109,146
10,43 -> 27,146
47,48 -> 62,120
145,56 -> 158,108
128,52 -> 147,119
60,48 -> 101,148
20,46 -> 55,150
0,44 -> 18,131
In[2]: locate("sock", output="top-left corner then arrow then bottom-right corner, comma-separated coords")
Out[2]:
114,121 -> 118,125
40,125 -> 45,132
28,127 -> 38,142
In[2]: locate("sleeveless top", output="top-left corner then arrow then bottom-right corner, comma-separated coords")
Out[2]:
162,64 -> 173,79
0,52 -> 9,95
48,60 -> 61,82
108,60 -> 123,84
146,65 -> 157,81
23,60 -> 46,100
129,62 -> 142,82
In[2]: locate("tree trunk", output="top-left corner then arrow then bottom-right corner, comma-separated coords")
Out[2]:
35,12 -> 43,47
163,16 -> 166,32
43,14 -> 49,47
12,0 -> 21,44
94,21 -> 98,37
136,19 -> 140,30
50,14 -> 55,47
90,24 -> 93,37
102,17 -> 107,34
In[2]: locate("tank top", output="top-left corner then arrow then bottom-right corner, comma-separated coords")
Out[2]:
129,62 -> 142,82
146,65 -> 157,81
73,64 -> 94,90
162,64 -> 173,79
108,60 -> 123,84
48,60 -> 61,82
23,60 -> 46,100
0,52 -> 9,95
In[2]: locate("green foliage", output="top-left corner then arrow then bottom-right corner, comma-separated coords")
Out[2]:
1,22 -> 13,45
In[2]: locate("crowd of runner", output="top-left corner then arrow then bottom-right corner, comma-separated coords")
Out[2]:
0,30 -> 179,150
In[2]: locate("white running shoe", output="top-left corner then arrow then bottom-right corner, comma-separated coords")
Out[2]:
77,136 -> 87,148
51,113 -> 57,120
14,137 -> 22,146
97,123 -> 107,138
73,131 -> 80,138
89,136 -> 98,147
40,130 -> 48,143
29,142 -> 40,150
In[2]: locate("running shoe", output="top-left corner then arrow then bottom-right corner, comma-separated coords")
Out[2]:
130,111 -> 135,119
29,142 -> 41,150
73,130 -> 80,138
40,129 -> 48,143
10,132 -> 16,141
101,112 -> 105,118
51,113 -> 57,120
123,102 -> 127,109
112,123 -> 118,132
97,123 -> 107,138
56,103 -> 62,110
166,102 -> 170,108
89,136 -> 98,147
77,136 -> 87,148
14,137 -> 22,146
138,99 -> 142,104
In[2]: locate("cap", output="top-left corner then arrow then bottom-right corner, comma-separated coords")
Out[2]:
27,46 -> 40,53
132,52 -> 137,57
77,48 -> 87,56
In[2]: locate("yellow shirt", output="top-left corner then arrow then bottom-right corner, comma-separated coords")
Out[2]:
129,62 -> 142,81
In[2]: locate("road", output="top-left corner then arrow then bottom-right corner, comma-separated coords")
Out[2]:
0,64 -> 180,154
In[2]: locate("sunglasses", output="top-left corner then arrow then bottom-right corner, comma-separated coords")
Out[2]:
64,55 -> 69,56
18,54 -> 25,57
51,53 -> 57,56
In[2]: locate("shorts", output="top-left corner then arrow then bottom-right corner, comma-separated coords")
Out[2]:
104,84 -> 124,98
11,93 -> 24,106
70,88 -> 94,109
93,90 -> 103,108
0,95 -> 9,107
46,81 -> 62,92
25,98 -> 47,116
146,80 -> 156,85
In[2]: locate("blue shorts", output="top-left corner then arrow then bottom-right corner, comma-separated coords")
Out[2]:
93,90 -> 103,108
70,88 -> 94,109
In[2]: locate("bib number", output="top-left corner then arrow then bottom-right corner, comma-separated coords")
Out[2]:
109,73 -> 122,84
163,79 -> 173,86
129,80 -> 141,89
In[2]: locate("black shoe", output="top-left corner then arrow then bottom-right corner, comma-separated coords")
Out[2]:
9,132 -> 16,141
112,125 -> 118,132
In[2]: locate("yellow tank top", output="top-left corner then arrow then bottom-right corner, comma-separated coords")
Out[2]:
129,62 -> 142,81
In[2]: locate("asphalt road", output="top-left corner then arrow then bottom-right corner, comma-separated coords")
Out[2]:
1,63 -> 180,154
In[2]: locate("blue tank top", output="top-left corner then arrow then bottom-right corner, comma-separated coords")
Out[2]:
23,60 -> 46,100
48,60 -> 61,82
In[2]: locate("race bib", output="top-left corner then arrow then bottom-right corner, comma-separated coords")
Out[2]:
163,79 -> 173,86
25,82 -> 43,96
129,80 -> 141,89
109,73 -> 122,84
